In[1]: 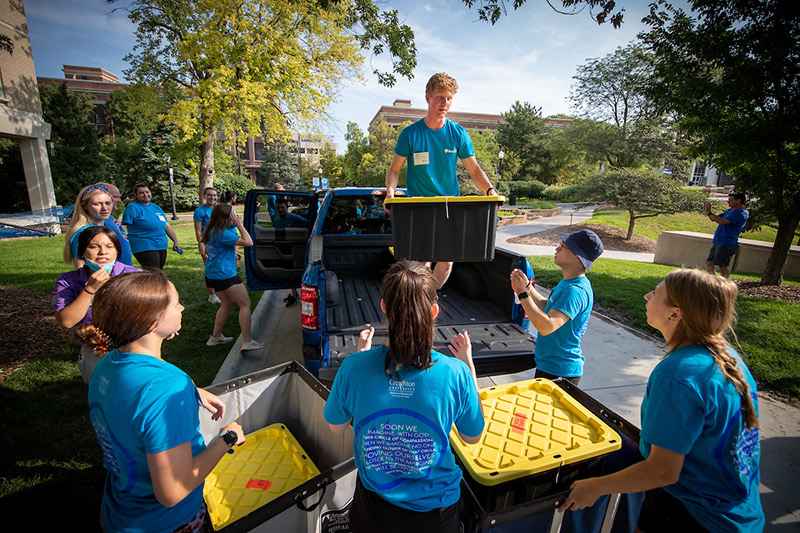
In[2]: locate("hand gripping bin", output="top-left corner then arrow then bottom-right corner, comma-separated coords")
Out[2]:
450,378 -> 621,515
384,195 -> 505,262
199,361 -> 356,532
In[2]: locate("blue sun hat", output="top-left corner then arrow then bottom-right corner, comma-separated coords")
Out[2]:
560,229 -> 604,271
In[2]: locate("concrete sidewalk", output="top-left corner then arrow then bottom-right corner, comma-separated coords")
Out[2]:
214,206 -> 799,530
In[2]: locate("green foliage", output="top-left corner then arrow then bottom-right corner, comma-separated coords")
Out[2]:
342,122 -> 369,184
498,180 -> 547,199
134,124 -> 199,211
213,173 -> 259,203
462,0 -> 625,27
39,83 -> 106,204
543,184 -> 581,202
641,0 -> 800,284
355,116 -> 402,187
105,83 -> 175,141
575,168 -> 706,239
497,102 -> 559,184
257,141 -> 302,188
320,144 -> 346,188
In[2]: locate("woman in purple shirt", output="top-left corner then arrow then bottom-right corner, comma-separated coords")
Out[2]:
53,226 -> 140,382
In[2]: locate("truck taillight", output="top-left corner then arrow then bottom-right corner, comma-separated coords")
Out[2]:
301,285 -> 318,330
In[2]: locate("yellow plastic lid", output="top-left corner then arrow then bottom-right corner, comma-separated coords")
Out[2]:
450,378 -> 621,486
384,195 -> 505,204
204,423 -> 321,530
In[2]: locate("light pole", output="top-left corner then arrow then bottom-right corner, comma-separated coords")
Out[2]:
498,150 -> 504,178
163,153 -> 178,220
318,167 -> 322,190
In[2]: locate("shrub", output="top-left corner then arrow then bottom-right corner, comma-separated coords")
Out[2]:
499,180 -> 547,199
213,173 -> 258,203
544,184 -> 581,202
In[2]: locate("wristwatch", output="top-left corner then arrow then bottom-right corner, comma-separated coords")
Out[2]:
219,430 -> 238,453
518,291 -> 529,300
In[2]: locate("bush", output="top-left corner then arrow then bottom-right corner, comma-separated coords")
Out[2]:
498,180 -> 547,199
213,173 -> 258,203
544,184 -> 581,202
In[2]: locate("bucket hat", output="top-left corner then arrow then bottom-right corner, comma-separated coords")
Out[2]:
560,229 -> 604,271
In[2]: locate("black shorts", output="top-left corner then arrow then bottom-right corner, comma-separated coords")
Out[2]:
134,249 -> 167,269
205,275 -> 243,292
706,243 -> 739,266
637,487 -> 708,532
349,475 -> 460,533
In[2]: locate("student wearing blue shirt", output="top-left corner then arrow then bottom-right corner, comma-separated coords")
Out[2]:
121,183 -> 182,269
201,204 -> 263,351
510,229 -> 604,385
560,269 -> 763,532
325,260 -> 484,532
97,182 -> 133,266
193,187 -> 221,304
703,192 -> 749,278
62,184 -> 115,269
76,270 -> 245,532
385,73 -> 498,289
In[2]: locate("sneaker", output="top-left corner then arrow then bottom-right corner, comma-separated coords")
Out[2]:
208,294 -> 221,304
206,334 -> 233,346
241,339 -> 264,351
283,294 -> 292,302
285,295 -> 299,308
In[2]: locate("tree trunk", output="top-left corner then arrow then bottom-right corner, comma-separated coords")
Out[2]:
626,209 -> 635,240
761,210 -> 800,285
198,137 -> 215,204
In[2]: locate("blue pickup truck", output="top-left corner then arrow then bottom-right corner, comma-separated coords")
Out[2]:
244,187 -> 537,381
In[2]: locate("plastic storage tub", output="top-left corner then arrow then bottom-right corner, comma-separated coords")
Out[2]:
450,378 -> 621,513
384,195 -> 505,262
205,423 -> 322,530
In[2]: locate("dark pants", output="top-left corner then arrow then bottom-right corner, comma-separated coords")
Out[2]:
637,487 -> 708,532
134,249 -> 167,269
349,475 -> 460,533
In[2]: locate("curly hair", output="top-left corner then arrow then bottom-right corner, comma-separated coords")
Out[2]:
425,72 -> 458,96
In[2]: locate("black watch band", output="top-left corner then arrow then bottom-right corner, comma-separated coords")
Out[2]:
518,291 -> 529,300
221,430 -> 238,447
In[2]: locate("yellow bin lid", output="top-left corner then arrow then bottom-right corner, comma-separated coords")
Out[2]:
450,378 -> 621,486
384,195 -> 505,205
204,423 -> 321,530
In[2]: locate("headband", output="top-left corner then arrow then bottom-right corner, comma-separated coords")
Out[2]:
81,184 -> 109,199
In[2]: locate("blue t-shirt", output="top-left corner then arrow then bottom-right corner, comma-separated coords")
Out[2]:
324,345 -> 484,512
640,345 -> 763,532
713,208 -> 749,245
534,276 -> 593,378
394,118 -> 475,197
105,216 -> 133,266
204,227 -> 241,280
88,351 -> 206,533
274,212 -> 307,228
121,202 -> 169,254
193,204 -> 213,233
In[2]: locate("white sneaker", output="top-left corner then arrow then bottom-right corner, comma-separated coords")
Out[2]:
241,339 -> 264,351
207,334 -> 233,346
208,294 -> 221,304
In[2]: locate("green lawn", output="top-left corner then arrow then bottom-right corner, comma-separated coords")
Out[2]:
587,207 -> 779,243
0,225 -> 262,528
529,255 -> 800,400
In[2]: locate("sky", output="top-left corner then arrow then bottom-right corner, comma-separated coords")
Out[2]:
24,0 -> 656,153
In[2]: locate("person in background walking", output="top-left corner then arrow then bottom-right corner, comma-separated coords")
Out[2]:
63,184 -> 115,269
121,183 -> 182,269
704,192 -> 749,278
75,270 -> 245,532
201,204 -> 263,351
194,187 -> 221,304
559,269 -> 763,532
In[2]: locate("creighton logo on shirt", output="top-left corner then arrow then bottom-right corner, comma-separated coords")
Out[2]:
444,148 -> 457,154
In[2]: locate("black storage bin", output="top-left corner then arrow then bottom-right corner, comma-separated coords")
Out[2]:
385,196 -> 504,262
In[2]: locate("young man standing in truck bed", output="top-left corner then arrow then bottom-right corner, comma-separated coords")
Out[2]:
510,229 -> 604,386
385,72 -> 499,288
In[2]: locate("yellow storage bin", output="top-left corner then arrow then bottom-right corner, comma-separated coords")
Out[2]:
450,378 -> 621,511
204,423 -> 321,531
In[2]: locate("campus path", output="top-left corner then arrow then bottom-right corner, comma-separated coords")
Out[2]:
214,205 -> 800,531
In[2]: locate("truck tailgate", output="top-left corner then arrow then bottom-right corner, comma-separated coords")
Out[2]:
323,322 -> 535,380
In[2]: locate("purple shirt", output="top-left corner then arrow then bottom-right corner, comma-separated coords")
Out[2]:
52,263 -> 142,324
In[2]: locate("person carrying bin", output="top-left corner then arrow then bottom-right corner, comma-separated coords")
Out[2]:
510,229 -> 604,386
385,72 -> 499,288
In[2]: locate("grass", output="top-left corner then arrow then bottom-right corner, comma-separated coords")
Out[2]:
0,224 -> 262,528
587,207 -> 779,244
528,255 -> 800,400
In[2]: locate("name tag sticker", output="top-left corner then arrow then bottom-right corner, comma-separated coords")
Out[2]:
413,152 -> 430,166
157,214 -> 167,222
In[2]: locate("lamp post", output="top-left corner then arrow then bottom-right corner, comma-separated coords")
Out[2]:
318,167 -> 322,190
498,150 -> 504,178
163,153 -> 179,220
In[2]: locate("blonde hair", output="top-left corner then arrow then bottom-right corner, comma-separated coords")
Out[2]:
63,185 -> 113,263
425,73 -> 458,96
663,269 -> 758,429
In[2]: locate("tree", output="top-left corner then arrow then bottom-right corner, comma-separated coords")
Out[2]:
105,82 -> 176,140
569,43 -> 678,169
112,0 -> 416,202
258,142 -> 302,189
320,144 -> 345,188
496,101 -> 559,184
641,0 -> 800,285
39,83 -> 106,204
356,116 -> 403,187
575,168 -> 706,239
342,122 -> 369,184
462,0 -> 625,27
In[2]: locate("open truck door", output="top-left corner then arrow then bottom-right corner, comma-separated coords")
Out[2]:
244,189 -> 317,291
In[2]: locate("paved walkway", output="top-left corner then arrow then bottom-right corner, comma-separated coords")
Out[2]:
215,204 -> 800,530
